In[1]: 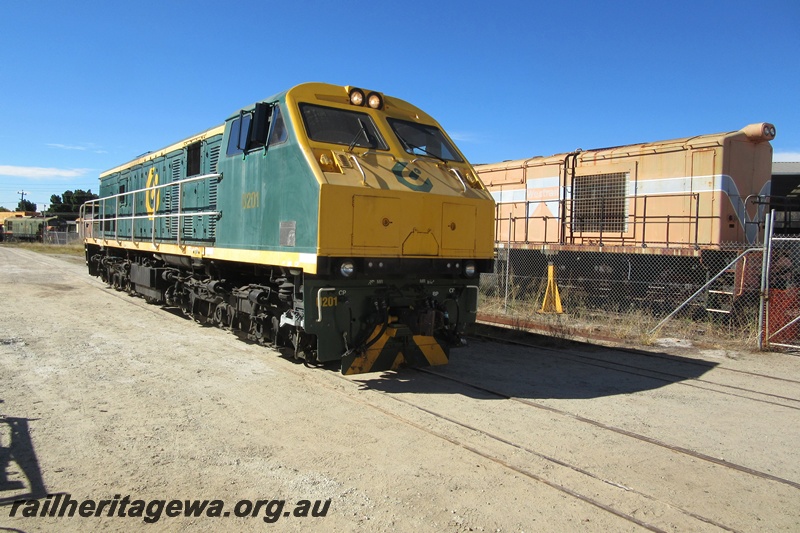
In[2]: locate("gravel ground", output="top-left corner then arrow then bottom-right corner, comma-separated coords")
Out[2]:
1,246 -> 799,532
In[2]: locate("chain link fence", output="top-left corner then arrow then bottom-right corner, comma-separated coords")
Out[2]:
478,244 -> 759,346
478,216 -> 800,353
43,231 -> 81,245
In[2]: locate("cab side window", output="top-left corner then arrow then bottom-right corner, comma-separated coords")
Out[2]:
268,106 -> 287,145
226,104 -> 287,157
226,114 -> 252,156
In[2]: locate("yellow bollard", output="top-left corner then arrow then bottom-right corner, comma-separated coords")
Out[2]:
540,263 -> 563,314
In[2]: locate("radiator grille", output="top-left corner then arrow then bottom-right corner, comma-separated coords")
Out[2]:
167,160 -> 181,237
572,172 -> 627,233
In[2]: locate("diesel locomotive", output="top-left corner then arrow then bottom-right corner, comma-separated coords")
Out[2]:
82,83 -> 495,375
3,216 -> 66,242
476,123 -> 778,314
480,122 -> 776,248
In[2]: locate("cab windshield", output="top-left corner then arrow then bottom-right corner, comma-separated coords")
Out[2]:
300,104 -> 387,150
387,118 -> 463,162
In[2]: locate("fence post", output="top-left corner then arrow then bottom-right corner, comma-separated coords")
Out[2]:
504,213 -> 512,313
758,210 -> 775,350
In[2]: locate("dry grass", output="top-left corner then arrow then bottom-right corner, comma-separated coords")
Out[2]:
2,241 -> 84,257
478,288 -> 761,352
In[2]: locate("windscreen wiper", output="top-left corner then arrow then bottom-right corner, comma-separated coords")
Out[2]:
397,135 -> 447,164
347,119 -> 372,152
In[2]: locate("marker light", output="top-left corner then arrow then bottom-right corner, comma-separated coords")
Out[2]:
367,92 -> 383,110
349,88 -> 365,106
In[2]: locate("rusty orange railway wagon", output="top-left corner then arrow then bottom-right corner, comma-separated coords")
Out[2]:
475,123 -> 777,313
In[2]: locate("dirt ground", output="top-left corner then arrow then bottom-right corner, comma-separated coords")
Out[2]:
1,246 -> 799,532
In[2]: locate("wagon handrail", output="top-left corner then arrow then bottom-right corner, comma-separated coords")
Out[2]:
493,191 -> 724,248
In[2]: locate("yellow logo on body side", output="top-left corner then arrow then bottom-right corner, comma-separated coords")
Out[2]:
146,167 -> 160,218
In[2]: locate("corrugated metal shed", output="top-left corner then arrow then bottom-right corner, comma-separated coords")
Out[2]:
773,162 -> 800,174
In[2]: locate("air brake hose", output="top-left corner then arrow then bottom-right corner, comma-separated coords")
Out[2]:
343,299 -> 389,358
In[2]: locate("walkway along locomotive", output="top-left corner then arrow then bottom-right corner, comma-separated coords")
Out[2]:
82,83 -> 495,375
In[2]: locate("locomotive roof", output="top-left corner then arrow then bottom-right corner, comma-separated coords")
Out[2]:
100,124 -> 225,178
476,123 -> 775,170
100,82 -> 436,180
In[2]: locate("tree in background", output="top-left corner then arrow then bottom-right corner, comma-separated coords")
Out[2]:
46,189 -> 99,220
17,199 -> 36,212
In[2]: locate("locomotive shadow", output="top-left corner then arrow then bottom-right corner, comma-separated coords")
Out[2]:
0,414 -> 47,506
161,306 -> 343,370
354,335 -> 718,401
158,300 -> 718,399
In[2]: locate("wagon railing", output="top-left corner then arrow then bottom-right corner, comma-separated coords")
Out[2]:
80,172 -> 221,247
493,192 -> 770,249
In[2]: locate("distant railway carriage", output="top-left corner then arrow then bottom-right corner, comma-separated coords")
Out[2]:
3,216 -> 66,242
476,123 -> 778,314
82,82 -> 495,375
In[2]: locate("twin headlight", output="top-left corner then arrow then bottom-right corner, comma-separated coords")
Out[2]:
349,87 -> 383,110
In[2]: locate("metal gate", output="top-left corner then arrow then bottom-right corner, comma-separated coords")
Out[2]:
761,211 -> 800,350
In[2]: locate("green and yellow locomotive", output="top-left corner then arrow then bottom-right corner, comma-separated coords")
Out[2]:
83,83 -> 494,374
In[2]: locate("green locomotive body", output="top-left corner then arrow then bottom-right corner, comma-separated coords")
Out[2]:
83,83 -> 495,375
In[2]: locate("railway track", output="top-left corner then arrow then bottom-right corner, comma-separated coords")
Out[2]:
415,366 -> 800,491
321,369 -> 754,532
469,325 -> 800,411
321,329 -> 800,531
328,373 -> 689,533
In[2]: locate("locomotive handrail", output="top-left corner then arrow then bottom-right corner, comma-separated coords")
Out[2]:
82,172 -> 222,245
84,211 -> 219,222
409,157 -> 468,192
358,150 -> 396,161
448,168 -> 468,193
85,172 -> 222,203
316,288 -> 337,323
349,155 -> 368,186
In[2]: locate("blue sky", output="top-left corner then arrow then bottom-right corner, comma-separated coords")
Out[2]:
1,0 -> 798,211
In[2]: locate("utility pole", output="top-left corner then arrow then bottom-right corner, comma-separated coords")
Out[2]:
17,190 -> 28,203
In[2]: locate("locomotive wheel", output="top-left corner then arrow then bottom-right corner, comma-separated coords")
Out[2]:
179,295 -> 193,318
213,302 -> 227,327
251,317 -> 271,344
